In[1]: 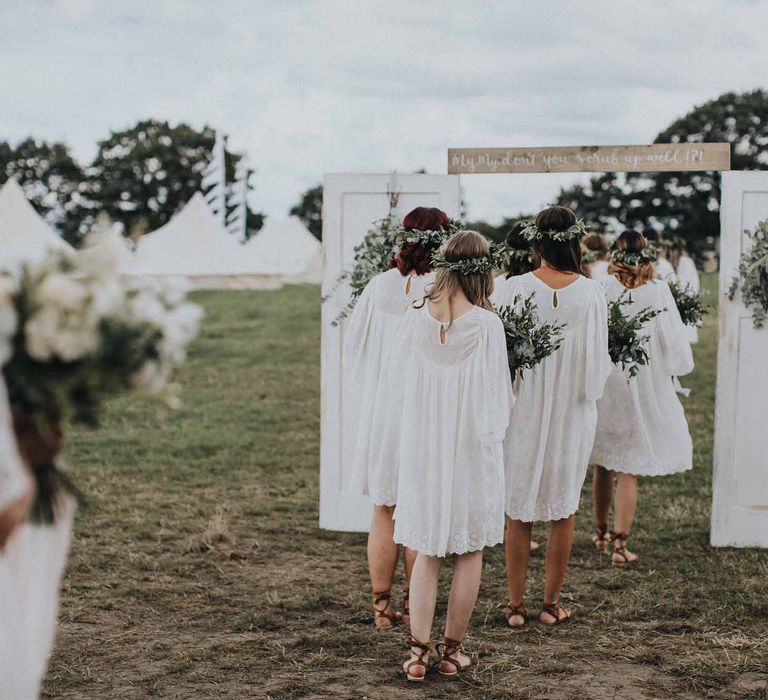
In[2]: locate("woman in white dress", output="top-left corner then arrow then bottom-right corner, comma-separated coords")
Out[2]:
345,206 -> 449,628
498,206 -> 611,627
669,237 -> 701,344
582,232 -> 610,280
392,231 -> 512,681
644,230 -> 676,281
591,231 -> 694,564
492,220 -> 537,304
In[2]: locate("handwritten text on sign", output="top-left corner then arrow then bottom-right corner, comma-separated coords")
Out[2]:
447,144 -> 731,174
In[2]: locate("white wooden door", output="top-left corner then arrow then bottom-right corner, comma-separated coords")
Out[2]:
320,173 -> 461,531
712,171 -> 768,547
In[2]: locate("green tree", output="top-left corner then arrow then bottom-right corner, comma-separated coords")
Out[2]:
0,138 -> 87,244
290,184 -> 322,240
87,119 -> 263,239
557,89 -> 768,246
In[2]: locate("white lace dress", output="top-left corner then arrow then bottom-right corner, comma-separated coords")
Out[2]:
392,305 -> 512,557
344,268 -> 435,506
0,380 -> 75,700
497,273 -> 611,522
591,277 -> 694,476
676,255 -> 701,344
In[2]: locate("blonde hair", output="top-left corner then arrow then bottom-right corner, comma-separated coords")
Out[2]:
608,230 -> 655,288
419,230 -> 494,330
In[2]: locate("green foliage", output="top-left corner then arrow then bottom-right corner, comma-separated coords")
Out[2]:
0,138 -> 87,244
669,280 -> 709,327
728,219 -> 768,328
290,184 -> 322,240
607,291 -> 664,378
557,90 -> 768,246
496,294 -> 565,378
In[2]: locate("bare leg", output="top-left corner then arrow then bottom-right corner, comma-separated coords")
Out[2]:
402,547 -> 417,622
613,473 -> 639,564
505,519 -> 532,626
592,465 -> 613,548
404,554 -> 442,679
367,505 -> 398,625
541,515 -> 575,623
439,550 -> 482,672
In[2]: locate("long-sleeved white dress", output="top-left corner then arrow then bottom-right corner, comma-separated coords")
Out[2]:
676,255 -> 701,344
392,304 -> 512,557
0,381 -> 75,700
589,259 -> 610,281
344,268 -> 434,506
591,276 -> 694,476
497,273 -> 611,522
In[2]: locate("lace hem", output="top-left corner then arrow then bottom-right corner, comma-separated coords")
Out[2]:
505,496 -> 581,523
393,527 -> 504,557
591,445 -> 693,477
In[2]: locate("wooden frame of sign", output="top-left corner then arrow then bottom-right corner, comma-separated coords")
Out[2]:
447,143 -> 731,174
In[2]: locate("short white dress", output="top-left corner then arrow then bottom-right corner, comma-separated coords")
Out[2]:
676,255 -> 701,344
656,257 -> 676,282
392,305 -> 512,557
498,273 -> 611,522
591,276 -> 694,476
345,267 -> 434,506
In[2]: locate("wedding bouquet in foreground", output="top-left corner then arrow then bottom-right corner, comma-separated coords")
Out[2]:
1,240 -> 203,523
668,280 -> 708,327
607,291 -> 663,379
496,294 -> 565,380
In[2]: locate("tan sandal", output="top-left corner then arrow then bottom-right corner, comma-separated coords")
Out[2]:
372,590 -> 399,628
593,524 -> 611,551
540,601 -> 572,626
403,638 -> 431,682
612,532 -> 638,566
438,636 -> 471,676
505,602 -> 528,628
401,588 -> 410,626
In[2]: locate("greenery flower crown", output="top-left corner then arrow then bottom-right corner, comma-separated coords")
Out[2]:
392,218 -> 463,250
521,218 -> 588,243
431,245 -> 505,275
610,246 -> 659,266
497,243 -> 534,266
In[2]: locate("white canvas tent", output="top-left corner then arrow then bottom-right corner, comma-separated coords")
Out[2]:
79,222 -> 134,274
128,193 -> 280,289
245,216 -> 322,283
0,178 -> 73,267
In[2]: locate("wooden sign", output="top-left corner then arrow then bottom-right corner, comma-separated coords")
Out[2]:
448,143 -> 731,174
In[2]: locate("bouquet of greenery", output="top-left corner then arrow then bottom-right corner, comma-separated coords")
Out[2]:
728,219 -> 768,328
325,214 -> 462,326
668,280 -> 708,327
496,294 -> 565,379
607,291 -> 664,379
1,239 -> 202,523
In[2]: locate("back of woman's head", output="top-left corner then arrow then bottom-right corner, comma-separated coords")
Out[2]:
422,230 -> 495,325
530,206 -> 583,274
504,220 -> 536,278
608,229 -> 655,288
393,206 -> 450,275
583,233 -> 608,256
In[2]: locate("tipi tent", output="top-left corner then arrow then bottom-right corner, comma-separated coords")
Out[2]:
79,221 -> 134,274
128,193 -> 279,289
244,216 -> 322,284
0,179 -> 73,267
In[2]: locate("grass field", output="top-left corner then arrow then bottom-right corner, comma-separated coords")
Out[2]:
44,274 -> 768,699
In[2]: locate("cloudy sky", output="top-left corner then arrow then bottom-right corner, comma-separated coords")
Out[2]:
2,0 -> 767,223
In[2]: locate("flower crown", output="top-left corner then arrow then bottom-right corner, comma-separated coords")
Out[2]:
610,245 -> 659,266
521,218 -> 588,243
392,218 -> 463,250
497,243 -> 534,266
431,245 -> 505,275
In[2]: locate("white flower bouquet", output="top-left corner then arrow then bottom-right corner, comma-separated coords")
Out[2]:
1,239 -> 202,522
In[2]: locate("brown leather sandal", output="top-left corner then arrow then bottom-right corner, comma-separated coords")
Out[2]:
403,638 -> 431,682
438,636 -> 471,676
505,602 -> 528,628
401,588 -> 410,626
372,590 -> 399,628
540,601 -> 572,626
593,524 -> 611,551
612,532 -> 638,566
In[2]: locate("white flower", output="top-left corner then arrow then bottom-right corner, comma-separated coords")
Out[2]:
24,308 -> 61,360
39,273 -> 88,310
